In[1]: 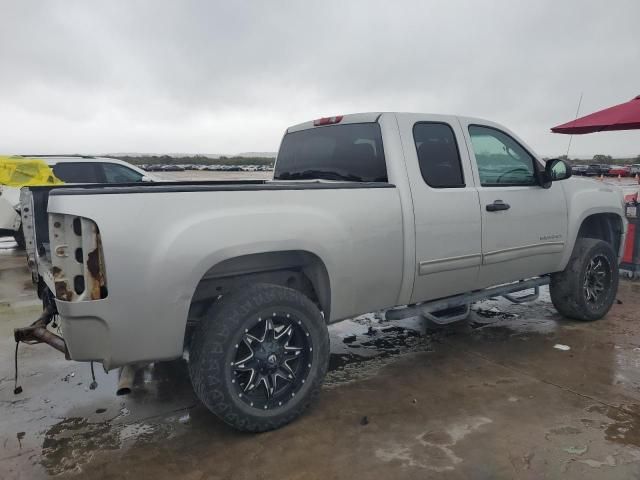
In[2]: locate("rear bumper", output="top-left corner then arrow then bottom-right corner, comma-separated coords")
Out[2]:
54,296 -> 183,371
15,294 -> 139,371
60,314 -> 110,363
54,298 -> 112,366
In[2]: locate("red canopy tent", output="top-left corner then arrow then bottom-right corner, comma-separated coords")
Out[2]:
551,95 -> 640,134
552,95 -> 640,277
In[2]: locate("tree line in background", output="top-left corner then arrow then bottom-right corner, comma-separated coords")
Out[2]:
112,155 -> 275,166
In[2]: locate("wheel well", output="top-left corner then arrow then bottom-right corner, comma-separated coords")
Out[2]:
187,250 -> 331,327
577,213 -> 623,254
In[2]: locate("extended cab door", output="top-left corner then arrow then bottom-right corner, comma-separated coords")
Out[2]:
458,119 -> 568,287
395,114 -> 483,303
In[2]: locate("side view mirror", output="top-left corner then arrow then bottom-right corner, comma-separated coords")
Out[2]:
141,175 -> 154,183
542,159 -> 572,188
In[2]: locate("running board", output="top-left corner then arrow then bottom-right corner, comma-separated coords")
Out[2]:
385,276 -> 550,322
503,287 -> 540,304
422,304 -> 471,325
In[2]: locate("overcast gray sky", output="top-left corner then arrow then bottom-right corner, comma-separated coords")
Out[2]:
1,0 -> 639,157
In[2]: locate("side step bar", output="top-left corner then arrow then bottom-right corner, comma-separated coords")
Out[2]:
503,287 -> 540,304
386,276 -> 550,322
422,304 -> 471,325
422,276 -> 549,313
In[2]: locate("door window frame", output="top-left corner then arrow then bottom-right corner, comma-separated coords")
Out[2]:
468,124 -> 543,188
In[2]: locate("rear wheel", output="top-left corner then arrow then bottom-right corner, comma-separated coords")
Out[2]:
550,238 -> 618,321
188,283 -> 329,432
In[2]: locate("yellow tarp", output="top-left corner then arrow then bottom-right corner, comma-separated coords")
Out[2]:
0,156 -> 64,187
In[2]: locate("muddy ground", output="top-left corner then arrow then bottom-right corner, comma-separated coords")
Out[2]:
3,237 -> 640,479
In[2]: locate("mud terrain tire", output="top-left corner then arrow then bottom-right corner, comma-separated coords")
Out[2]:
188,283 -> 329,432
550,238 -> 618,321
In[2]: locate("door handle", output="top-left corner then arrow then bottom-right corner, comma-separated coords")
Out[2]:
486,200 -> 510,212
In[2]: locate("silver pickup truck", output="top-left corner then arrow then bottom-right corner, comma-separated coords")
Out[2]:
17,112 -> 626,431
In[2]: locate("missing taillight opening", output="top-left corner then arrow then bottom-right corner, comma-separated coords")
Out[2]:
72,217 -> 82,236
49,214 -> 108,302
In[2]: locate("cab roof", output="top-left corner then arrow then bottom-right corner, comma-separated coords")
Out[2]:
287,113 -> 383,133
286,112 -> 498,133
19,155 -> 118,165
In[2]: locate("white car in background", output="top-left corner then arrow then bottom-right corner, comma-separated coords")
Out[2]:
0,156 -> 153,248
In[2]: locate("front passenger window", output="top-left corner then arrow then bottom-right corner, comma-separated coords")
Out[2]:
468,125 -> 537,187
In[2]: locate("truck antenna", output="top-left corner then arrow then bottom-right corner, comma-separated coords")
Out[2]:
566,92 -> 583,158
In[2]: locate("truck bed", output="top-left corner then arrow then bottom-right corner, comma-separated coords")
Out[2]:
26,180 -> 269,254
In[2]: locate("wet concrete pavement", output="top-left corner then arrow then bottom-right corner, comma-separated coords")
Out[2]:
3,238 -> 640,479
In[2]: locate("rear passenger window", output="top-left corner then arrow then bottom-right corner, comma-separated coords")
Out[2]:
274,123 -> 387,182
413,123 -> 464,188
52,163 -> 101,183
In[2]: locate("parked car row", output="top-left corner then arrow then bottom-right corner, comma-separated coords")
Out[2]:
141,164 -> 273,172
144,164 -> 186,172
571,163 -> 640,177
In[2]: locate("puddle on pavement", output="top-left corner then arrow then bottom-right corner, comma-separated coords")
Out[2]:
325,312 -> 432,386
33,361 -> 197,476
586,403 -> 640,448
323,293 -> 559,386
32,315 -> 437,475
41,417 -> 121,475
467,287 -> 561,336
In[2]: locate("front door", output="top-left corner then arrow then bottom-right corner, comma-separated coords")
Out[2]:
459,121 -> 568,288
396,114 -> 483,303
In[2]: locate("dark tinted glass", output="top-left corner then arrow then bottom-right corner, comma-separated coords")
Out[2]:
413,123 -> 464,188
52,163 -> 100,183
274,123 -> 387,182
102,163 -> 144,183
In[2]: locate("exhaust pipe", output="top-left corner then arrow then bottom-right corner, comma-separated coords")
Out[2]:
116,364 -> 136,396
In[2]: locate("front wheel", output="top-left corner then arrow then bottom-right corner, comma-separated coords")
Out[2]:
550,238 -> 619,321
188,283 -> 329,432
